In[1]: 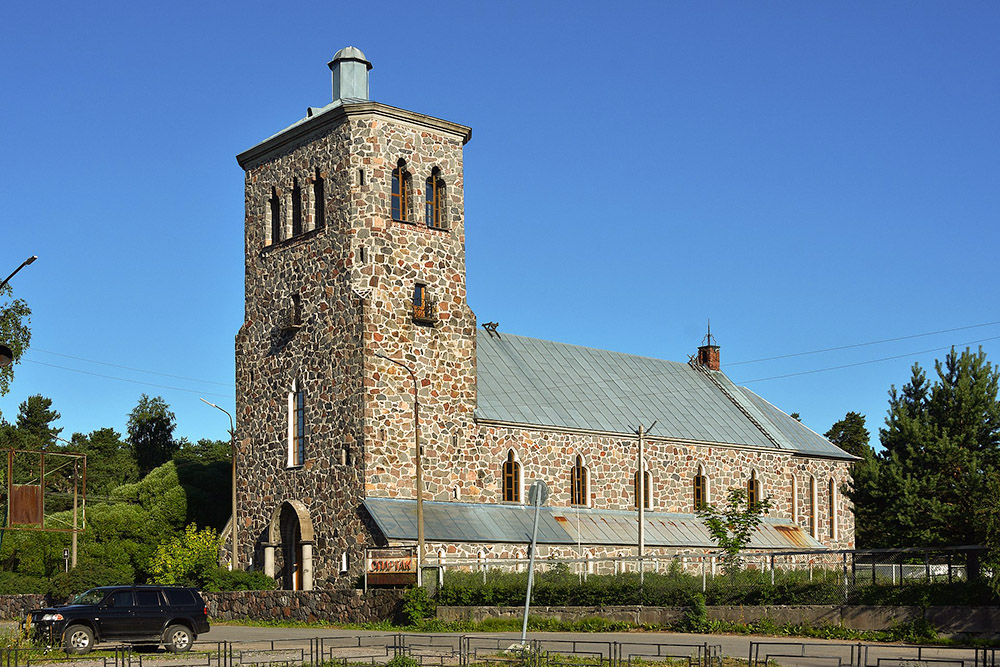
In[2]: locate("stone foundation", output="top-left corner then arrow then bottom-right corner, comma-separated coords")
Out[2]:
203,589 -> 404,624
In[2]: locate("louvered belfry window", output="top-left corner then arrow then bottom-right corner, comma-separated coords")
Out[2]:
503,451 -> 520,502
748,472 -> 761,507
391,160 -> 411,222
570,455 -> 587,506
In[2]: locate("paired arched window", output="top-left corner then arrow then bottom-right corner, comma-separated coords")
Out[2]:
747,470 -> 761,508
633,469 -> 651,509
693,467 -> 708,511
287,379 -> 305,467
391,160 -> 412,222
570,455 -> 588,506
425,167 -> 446,229
502,450 -> 521,502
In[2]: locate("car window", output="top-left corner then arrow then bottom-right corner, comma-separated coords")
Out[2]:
107,591 -> 134,608
163,589 -> 195,605
72,589 -> 106,605
136,590 -> 162,606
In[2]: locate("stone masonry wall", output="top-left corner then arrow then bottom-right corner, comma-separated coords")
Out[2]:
203,589 -> 404,624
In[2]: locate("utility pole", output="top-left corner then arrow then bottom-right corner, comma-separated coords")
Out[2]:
375,352 -> 424,586
635,421 -> 656,584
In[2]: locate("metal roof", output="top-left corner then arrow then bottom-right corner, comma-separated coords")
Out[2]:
475,333 -> 852,460
364,498 -> 825,550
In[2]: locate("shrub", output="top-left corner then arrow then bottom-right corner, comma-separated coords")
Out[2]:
47,560 -> 133,602
401,585 -> 436,625
386,655 -> 420,667
148,524 -> 220,587
201,567 -> 276,592
0,571 -> 48,595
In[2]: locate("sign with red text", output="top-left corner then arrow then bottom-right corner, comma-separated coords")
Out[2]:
366,547 -> 417,586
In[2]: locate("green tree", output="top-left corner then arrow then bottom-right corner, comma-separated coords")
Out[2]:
856,347 -> 1000,550
127,395 -> 178,476
824,411 -> 872,459
16,394 -> 62,449
73,428 -> 140,497
697,487 -> 773,574
148,524 -> 220,586
0,282 -> 31,397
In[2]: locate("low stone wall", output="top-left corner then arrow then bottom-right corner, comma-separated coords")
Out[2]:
203,589 -> 405,624
0,594 -> 47,620
438,605 -> 1000,635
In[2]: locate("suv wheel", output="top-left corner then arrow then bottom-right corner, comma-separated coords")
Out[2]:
64,625 -> 95,655
162,624 -> 193,653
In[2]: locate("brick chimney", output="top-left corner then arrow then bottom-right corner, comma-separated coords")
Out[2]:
697,322 -> 720,371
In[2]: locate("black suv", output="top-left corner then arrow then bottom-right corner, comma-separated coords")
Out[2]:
25,586 -> 210,654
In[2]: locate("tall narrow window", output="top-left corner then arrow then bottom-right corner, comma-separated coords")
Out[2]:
288,380 -> 305,467
502,450 -> 521,502
791,476 -> 799,523
570,455 -> 588,506
693,470 -> 707,511
425,167 -> 445,229
269,187 -> 282,245
809,476 -> 818,539
412,283 -> 434,324
829,478 -> 838,540
291,179 -> 303,236
747,471 -> 761,508
391,160 -> 411,222
633,470 -> 651,509
313,170 -> 325,229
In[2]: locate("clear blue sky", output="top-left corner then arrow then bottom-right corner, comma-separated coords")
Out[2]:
1,1 -> 997,447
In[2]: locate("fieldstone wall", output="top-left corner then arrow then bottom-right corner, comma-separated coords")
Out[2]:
0,594 -> 46,620
203,589 -> 404,624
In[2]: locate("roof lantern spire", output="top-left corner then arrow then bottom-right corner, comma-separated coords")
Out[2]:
328,46 -> 372,102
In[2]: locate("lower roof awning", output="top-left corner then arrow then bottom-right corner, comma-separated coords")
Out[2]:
363,498 -> 824,550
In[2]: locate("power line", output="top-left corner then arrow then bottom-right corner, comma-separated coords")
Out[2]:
735,335 -> 1000,384
24,359 -> 232,399
728,320 -> 1000,366
31,348 -> 233,387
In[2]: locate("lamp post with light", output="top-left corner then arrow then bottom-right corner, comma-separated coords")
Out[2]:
200,398 -> 238,570
0,255 -> 38,370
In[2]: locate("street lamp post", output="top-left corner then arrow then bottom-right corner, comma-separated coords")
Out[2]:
374,352 -> 424,587
200,398 -> 238,570
0,255 -> 37,370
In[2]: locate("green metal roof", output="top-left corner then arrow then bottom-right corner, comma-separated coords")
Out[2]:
475,333 -> 851,460
364,498 -> 823,550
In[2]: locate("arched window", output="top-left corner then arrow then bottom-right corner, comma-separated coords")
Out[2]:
502,450 -> 521,502
570,454 -> 588,506
268,187 -> 282,245
633,469 -> 651,509
693,466 -> 708,511
313,170 -> 325,229
291,178 -> 303,236
829,478 -> 838,539
747,470 -> 761,508
287,379 -> 305,467
391,160 -> 412,222
809,476 -> 818,539
425,167 -> 446,229
790,475 -> 799,523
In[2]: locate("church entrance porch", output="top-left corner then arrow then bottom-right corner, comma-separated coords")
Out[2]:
264,500 -> 315,591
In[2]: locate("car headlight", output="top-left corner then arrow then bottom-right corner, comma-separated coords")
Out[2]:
41,614 -> 64,621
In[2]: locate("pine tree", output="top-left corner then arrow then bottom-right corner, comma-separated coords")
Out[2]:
127,394 -> 178,477
862,347 -> 1000,550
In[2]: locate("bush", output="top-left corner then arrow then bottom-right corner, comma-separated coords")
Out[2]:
148,524 -> 220,587
201,567 -> 276,592
47,560 -> 133,602
401,585 -> 436,625
0,571 -> 48,595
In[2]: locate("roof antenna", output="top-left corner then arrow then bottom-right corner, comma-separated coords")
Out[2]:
482,321 -> 500,339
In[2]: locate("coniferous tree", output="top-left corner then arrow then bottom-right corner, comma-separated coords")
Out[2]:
15,394 -> 62,449
854,347 -> 1000,551
127,394 -> 178,477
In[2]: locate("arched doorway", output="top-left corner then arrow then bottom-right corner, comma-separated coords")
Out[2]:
265,500 -> 314,590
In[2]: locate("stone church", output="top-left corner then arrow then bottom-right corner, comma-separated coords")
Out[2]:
233,47 -> 855,590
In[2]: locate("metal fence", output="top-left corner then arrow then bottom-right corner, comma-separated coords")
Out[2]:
3,635 -> 997,667
428,546 -> 992,599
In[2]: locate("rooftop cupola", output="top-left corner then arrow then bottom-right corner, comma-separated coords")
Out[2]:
328,46 -> 372,102
696,322 -> 720,371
